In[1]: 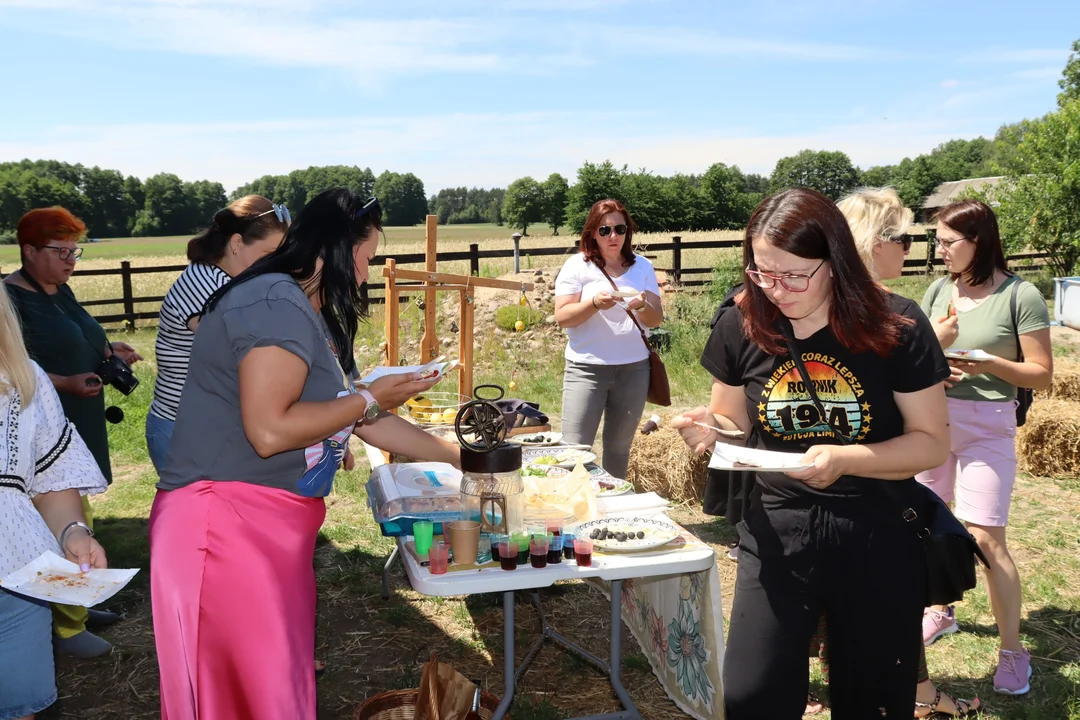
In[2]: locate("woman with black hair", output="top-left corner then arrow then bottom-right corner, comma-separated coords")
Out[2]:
671,188 -> 951,719
149,189 -> 460,719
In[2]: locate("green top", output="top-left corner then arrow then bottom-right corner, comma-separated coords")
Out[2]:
5,282 -> 112,483
921,275 -> 1050,403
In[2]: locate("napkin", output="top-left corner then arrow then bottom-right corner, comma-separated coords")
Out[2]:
0,551 -> 139,607
596,492 -> 671,517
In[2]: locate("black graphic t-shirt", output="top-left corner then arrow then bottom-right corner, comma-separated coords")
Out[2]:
700,293 -> 949,502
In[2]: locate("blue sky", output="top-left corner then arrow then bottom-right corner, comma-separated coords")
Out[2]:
0,0 -> 1076,193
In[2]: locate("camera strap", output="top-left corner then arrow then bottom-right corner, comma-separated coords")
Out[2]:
17,265 -> 111,363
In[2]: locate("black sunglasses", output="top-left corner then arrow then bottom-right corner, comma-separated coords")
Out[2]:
356,196 -> 381,220
597,224 -> 627,237
884,234 -> 913,251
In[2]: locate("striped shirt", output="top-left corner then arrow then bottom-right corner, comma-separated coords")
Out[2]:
150,263 -> 231,421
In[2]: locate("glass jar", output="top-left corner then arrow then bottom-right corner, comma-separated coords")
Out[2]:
459,444 -> 524,537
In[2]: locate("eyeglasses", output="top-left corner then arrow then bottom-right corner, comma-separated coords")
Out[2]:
355,196 -> 381,220
597,224 -> 627,237
745,259 -> 826,293
40,245 -> 83,261
251,203 -> 291,225
883,234 -> 913,252
937,236 -> 971,251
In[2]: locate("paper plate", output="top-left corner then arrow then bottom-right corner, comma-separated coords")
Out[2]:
708,443 -> 812,473
521,447 -> 597,469
944,349 -> 994,363
609,290 -> 641,299
591,477 -> 634,497
576,517 -> 680,552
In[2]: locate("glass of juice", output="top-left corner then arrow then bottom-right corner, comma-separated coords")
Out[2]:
514,533 -> 530,565
574,538 -> 593,567
490,534 -> 508,562
429,541 -> 450,574
530,536 -> 549,568
498,542 -> 517,571
547,534 -> 563,564
562,533 -> 576,561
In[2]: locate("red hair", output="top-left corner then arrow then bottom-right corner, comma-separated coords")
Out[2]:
17,207 -> 87,248
579,199 -> 637,269
738,188 -> 909,357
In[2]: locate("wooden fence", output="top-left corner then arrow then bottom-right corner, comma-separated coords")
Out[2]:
3,234 -> 1051,326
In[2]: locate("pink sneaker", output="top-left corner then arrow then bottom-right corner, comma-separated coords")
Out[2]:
994,649 -> 1032,695
922,606 -> 958,646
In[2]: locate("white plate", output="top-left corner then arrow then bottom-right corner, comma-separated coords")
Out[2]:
522,448 -> 597,468
575,517 -> 680,552
521,464 -> 570,480
708,443 -> 812,473
359,360 -> 457,385
0,552 -> 139,607
609,290 -> 641,299
591,477 -> 634,497
515,431 -> 564,447
944,349 -> 994,363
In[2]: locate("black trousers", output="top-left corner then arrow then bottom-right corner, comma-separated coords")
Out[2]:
723,496 -> 926,720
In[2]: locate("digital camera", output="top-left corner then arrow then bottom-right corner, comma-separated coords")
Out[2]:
96,354 -> 139,395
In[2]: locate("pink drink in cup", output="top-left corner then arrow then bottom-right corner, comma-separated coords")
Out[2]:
429,541 -> 450,574
574,538 -> 593,567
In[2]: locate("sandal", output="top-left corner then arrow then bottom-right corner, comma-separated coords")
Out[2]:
914,689 -> 980,718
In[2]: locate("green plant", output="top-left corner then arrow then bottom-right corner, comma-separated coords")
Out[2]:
709,251 -> 743,303
0,230 -> 15,245
494,305 -> 545,331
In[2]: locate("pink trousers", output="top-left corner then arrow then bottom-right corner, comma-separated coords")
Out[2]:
149,481 -> 326,720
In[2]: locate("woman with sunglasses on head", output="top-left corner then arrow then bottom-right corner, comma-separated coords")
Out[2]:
671,188 -> 951,719
2,207 -> 142,658
150,190 -> 460,720
145,195 -> 289,472
554,199 -> 663,480
916,200 -> 1052,697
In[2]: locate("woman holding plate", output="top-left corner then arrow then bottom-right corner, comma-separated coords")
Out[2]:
671,188 -> 951,719
553,199 -> 663,480
917,200 -> 1052,696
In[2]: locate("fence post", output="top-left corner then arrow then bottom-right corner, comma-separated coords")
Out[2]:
469,243 -> 480,276
512,232 -> 522,273
120,261 -> 135,330
672,236 -> 682,284
924,229 -> 936,276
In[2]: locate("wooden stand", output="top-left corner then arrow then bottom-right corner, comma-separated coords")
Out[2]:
382,215 -> 534,399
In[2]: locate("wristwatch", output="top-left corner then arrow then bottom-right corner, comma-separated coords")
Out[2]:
358,389 -> 381,422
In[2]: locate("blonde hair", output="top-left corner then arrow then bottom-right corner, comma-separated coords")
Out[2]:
0,287 -> 36,407
836,187 -> 913,280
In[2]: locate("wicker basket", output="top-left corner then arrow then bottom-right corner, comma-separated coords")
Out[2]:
353,688 -> 508,720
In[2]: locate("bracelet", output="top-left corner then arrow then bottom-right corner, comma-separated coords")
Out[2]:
59,521 -> 93,551
591,296 -> 600,309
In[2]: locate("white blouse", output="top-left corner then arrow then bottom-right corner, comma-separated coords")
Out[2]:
0,362 -> 107,578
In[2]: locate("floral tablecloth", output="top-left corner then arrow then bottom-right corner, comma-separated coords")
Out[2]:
588,522 -> 724,719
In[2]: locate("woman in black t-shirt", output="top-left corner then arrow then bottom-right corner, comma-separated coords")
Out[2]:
672,188 -> 951,720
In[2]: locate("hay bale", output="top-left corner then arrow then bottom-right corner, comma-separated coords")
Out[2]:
1048,361 -> 1080,401
626,411 -> 708,503
1017,398 -> 1080,477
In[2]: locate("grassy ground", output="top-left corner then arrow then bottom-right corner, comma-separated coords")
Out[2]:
35,264 -> 1080,719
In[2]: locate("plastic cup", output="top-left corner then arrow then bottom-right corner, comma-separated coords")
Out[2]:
413,520 -> 434,558
513,533 -> 531,564
490,534 -> 508,562
546,518 -> 564,536
477,536 -> 492,564
527,523 -> 547,538
530,537 -> 549,569
547,534 -> 563,564
498,542 -> 517,570
447,520 -> 481,565
562,533 -> 576,560
429,541 -> 450,574
574,538 -> 594,567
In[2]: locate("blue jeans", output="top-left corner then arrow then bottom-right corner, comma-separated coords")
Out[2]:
0,589 -> 56,719
145,411 -> 175,473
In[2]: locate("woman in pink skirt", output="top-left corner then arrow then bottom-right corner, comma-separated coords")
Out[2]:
150,189 -> 461,720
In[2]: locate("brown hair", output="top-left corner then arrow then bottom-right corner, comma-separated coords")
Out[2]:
738,188 -> 909,357
934,200 -> 1008,287
17,207 -> 86,248
579,199 -> 637,269
187,195 -> 287,264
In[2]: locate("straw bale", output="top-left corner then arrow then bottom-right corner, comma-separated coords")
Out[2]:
1048,361 -> 1080,401
626,411 -> 708,503
1017,398 -> 1080,477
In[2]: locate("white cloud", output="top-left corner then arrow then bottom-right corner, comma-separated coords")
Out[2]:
0,110 -> 997,193
940,79 -> 961,88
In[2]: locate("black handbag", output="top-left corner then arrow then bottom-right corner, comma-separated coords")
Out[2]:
780,324 -> 990,606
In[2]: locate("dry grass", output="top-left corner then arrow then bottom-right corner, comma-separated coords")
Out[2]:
625,411 -> 709,503
1017,398 -> 1080,477
1049,359 -> 1080,401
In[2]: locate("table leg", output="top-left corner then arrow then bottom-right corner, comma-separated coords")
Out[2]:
492,591 -> 516,720
606,580 -> 643,720
381,544 -> 400,600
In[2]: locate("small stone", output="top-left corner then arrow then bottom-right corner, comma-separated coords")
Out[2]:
534,269 -> 544,276
545,315 -> 557,325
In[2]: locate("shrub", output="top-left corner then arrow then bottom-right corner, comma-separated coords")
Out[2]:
709,251 -> 743,303
494,305 -> 546,331
0,230 -> 16,245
